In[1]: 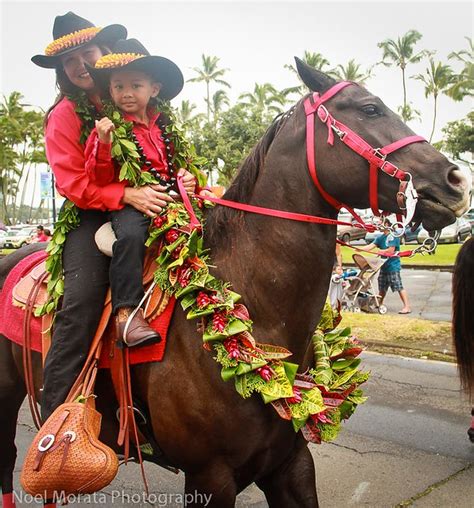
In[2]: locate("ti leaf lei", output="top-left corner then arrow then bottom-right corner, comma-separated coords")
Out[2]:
35,92 -> 96,316
38,95 -> 369,444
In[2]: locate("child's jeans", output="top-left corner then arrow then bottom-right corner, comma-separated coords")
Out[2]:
109,205 -> 150,313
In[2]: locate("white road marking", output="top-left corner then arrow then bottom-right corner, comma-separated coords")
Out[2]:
349,482 -> 370,504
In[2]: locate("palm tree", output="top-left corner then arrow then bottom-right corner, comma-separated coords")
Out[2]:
209,90 -> 230,123
177,100 -> 197,124
239,83 -> 287,117
377,30 -> 431,121
330,59 -> 372,85
414,58 -> 453,142
284,51 -> 332,94
446,37 -> 473,101
188,55 -> 230,122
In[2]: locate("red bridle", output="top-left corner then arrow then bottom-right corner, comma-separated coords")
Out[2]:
186,81 -> 429,240
304,81 -> 426,225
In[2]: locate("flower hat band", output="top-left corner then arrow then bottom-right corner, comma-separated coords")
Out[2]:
87,39 -> 184,101
94,52 -> 146,69
32,11 -> 127,69
45,26 -> 102,56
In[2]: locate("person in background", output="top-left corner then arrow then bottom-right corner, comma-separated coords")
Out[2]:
34,225 -> 49,242
359,218 -> 411,314
328,243 -> 344,309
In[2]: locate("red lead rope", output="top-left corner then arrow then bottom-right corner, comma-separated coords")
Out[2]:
191,192 -> 377,231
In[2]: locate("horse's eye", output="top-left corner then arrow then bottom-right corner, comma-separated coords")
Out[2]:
361,105 -> 381,117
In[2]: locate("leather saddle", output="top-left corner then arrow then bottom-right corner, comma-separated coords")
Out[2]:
12,224 -> 169,320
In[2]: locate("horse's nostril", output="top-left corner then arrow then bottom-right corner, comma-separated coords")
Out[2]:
448,168 -> 466,188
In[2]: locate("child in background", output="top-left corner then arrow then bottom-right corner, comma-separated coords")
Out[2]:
85,39 -> 196,347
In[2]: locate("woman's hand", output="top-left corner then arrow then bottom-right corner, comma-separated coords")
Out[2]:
95,118 -> 115,144
122,184 -> 174,217
177,168 -> 196,195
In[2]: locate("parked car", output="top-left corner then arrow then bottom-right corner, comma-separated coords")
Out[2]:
365,224 -> 422,245
336,213 -> 367,243
417,217 -> 471,244
0,230 -> 7,248
3,227 -> 37,249
464,207 -> 474,233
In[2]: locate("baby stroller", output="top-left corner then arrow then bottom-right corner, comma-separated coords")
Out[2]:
340,253 -> 388,314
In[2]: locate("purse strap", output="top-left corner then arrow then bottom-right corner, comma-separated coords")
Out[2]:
65,294 -> 112,402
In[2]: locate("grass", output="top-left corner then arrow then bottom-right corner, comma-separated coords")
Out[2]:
341,312 -> 453,362
341,243 -> 461,267
0,248 -> 16,256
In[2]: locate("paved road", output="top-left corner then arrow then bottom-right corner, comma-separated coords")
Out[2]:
368,268 -> 452,322
10,353 -> 473,507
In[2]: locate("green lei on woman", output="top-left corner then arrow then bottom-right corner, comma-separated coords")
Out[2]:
38,91 -> 369,444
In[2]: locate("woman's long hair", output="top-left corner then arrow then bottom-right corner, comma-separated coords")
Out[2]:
452,236 -> 474,397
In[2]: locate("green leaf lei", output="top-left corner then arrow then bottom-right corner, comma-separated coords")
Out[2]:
39,96 -> 369,443
146,198 -> 369,443
35,92 -> 98,317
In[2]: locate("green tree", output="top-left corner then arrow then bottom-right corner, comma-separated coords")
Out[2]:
0,92 -> 46,224
209,89 -> 230,123
434,112 -> 474,163
192,102 -> 270,186
446,37 -> 474,101
188,55 -> 231,122
378,30 -> 431,121
239,83 -> 286,120
330,59 -> 372,85
414,58 -> 453,142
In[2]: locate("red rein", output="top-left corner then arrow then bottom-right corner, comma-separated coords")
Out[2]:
185,82 -> 427,242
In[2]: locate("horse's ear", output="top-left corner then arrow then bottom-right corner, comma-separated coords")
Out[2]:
294,57 -> 336,93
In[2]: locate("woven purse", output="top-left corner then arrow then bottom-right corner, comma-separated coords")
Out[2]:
21,400 -> 118,498
21,304 -> 118,498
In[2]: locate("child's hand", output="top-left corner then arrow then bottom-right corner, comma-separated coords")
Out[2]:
177,168 -> 196,195
95,118 -> 115,144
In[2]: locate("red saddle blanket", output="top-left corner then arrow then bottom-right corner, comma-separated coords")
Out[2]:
0,251 -> 176,366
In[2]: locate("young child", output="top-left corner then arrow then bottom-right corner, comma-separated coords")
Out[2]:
85,39 -> 197,347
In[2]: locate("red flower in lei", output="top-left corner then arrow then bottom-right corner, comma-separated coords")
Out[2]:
153,216 -> 166,228
197,291 -> 212,308
256,365 -> 274,381
177,266 -> 192,287
212,310 -> 228,332
223,337 -> 240,359
165,228 -> 180,244
287,387 -> 303,404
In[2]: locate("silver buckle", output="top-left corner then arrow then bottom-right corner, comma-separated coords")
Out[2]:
317,105 -> 329,123
38,434 -> 55,452
373,148 -> 387,160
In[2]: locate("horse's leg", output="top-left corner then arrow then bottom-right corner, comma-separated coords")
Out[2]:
256,445 -> 319,508
184,464 -> 237,508
0,336 -> 26,507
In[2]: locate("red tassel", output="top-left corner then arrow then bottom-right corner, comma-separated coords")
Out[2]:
2,493 -> 16,508
44,503 -> 56,508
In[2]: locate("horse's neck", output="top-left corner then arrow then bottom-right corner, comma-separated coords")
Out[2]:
207,118 -> 337,363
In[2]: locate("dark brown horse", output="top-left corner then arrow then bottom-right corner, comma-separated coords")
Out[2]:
0,62 -> 470,507
452,236 -> 474,442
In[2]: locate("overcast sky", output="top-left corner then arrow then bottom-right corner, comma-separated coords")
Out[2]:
0,0 -> 472,208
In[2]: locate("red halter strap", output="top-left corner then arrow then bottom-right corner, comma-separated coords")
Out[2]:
304,82 -> 426,220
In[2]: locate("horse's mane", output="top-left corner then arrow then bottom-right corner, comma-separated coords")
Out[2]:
452,236 -> 474,397
206,101 -> 300,242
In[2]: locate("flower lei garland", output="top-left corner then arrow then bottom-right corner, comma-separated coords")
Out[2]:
38,94 -> 369,443
146,198 -> 369,443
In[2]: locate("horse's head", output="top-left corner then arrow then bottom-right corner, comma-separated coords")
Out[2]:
296,59 -> 471,230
